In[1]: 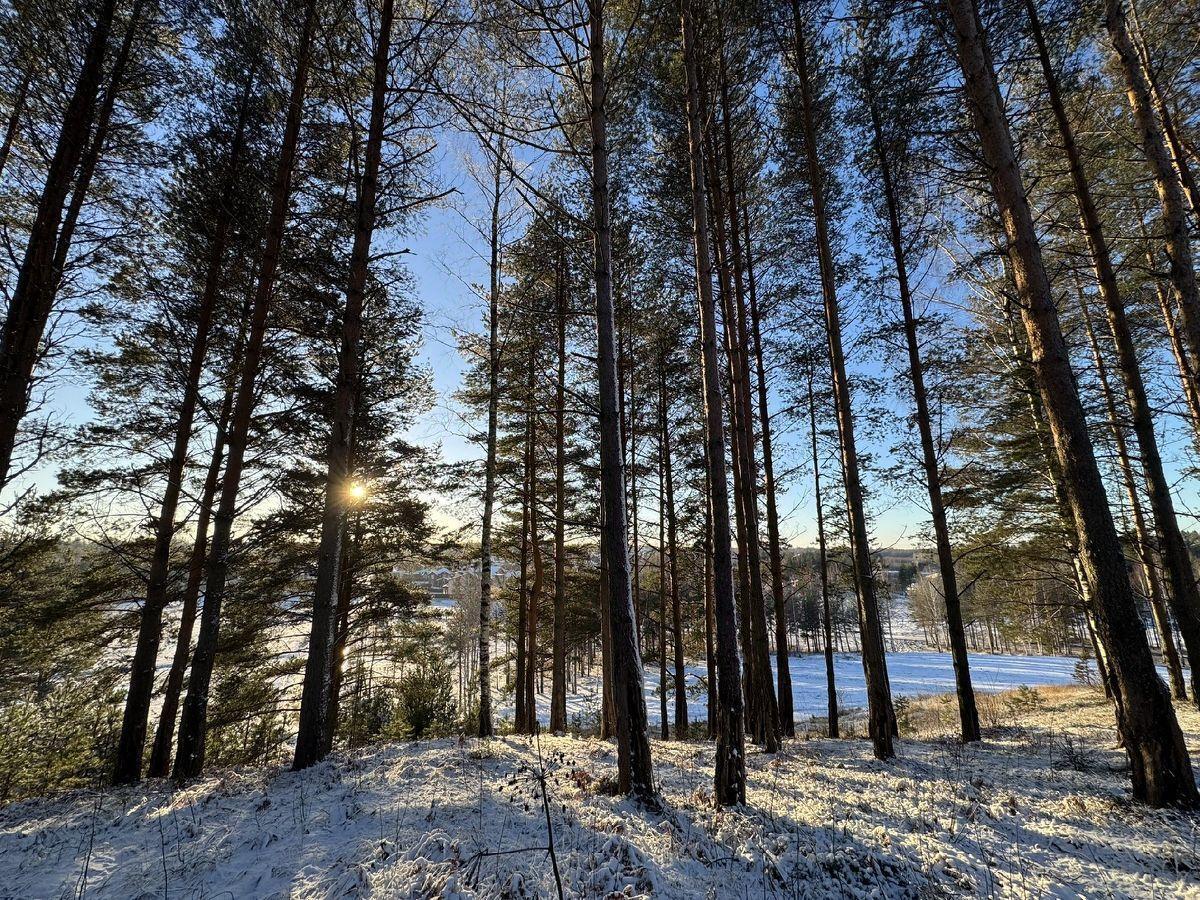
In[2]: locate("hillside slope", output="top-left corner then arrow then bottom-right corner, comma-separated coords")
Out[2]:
2,686 -> 1197,898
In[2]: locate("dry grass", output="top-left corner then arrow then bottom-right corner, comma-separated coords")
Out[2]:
895,682 -> 1200,748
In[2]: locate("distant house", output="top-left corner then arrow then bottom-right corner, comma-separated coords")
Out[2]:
450,558 -> 519,583
392,560 -> 519,611
393,566 -> 454,605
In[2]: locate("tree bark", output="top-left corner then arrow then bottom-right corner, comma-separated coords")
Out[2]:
681,0 -> 745,805
1103,0 -> 1200,372
742,206 -> 793,737
523,333 -> 542,730
293,0 -> 393,770
709,194 -> 755,722
325,512 -> 360,751
713,35 -> 781,750
705,122 -> 778,750
550,244 -> 568,733
1027,0 -> 1200,707
788,0 -> 894,759
478,136 -> 505,739
662,369 -> 688,739
598,521 -> 616,739
1078,286 -> 1187,700
945,0 -> 1196,807
0,69 -> 29,180
704,486 -> 717,741
862,76 -> 979,743
114,53 -> 253,785
173,0 -> 318,781
1127,1 -> 1200,215
0,0 -> 116,487
146,380 -> 235,778
628,341 -> 643,653
525,450 -> 542,732
515,390 -> 532,733
51,0 -> 146,296
808,372 -> 838,738
658,413 -> 669,740
589,0 -> 653,797
1149,257 -> 1200,446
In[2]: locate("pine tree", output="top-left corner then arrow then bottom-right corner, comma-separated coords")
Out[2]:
780,0 -> 895,759
112,15 -> 266,783
940,0 -> 1197,808
849,8 -> 979,743
680,0 -> 746,806
0,0 -> 120,487
174,0 -> 321,781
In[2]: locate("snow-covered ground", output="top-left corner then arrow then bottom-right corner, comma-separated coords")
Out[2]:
2,685 -> 1197,898
504,651 -> 1096,731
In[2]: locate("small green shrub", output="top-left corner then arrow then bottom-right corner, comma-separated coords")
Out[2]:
0,677 -> 121,802
894,694 -> 912,734
342,691 -> 393,748
391,663 -> 457,740
1003,685 -> 1044,723
206,670 -> 287,769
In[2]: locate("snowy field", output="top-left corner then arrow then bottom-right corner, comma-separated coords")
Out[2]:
2,685 -> 1198,898
506,650 -> 1096,730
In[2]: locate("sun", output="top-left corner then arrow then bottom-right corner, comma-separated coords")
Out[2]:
347,481 -> 368,502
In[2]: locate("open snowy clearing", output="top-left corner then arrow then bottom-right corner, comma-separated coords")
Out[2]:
500,650 -> 1100,732
2,685 -> 1198,898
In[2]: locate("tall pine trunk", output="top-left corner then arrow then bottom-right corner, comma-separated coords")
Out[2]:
1149,249 -> 1200,447
862,79 -> 979,743
658,417 -> 669,740
1103,0 -> 1200,370
550,245 -> 568,733
523,339 -> 542,734
705,123 -> 777,750
1026,0 -> 1200,708
114,60 -> 254,785
1021,312 -> 1126,733
712,153 -> 754,725
788,1 -> 893,759
146,380 -> 235,778
477,139 -> 504,739
628,350 -> 643,652
589,3 -> 654,798
598,523 -> 616,739
0,0 -> 116,487
742,206 -> 793,737
681,0 -> 745,805
714,37 -> 781,750
1127,2 -> 1200,215
944,0 -> 1196,807
325,513 -> 360,751
525,458 -> 543,731
173,0 -> 318,781
1077,287 -> 1187,700
661,369 -> 687,739
703,488 -> 717,740
293,0 -> 393,770
515,386 -> 532,734
0,70 -> 29,180
808,372 -> 838,738
52,0 -> 145,298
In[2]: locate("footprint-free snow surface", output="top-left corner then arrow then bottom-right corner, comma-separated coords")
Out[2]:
507,650 -> 1096,730
2,686 -> 1197,898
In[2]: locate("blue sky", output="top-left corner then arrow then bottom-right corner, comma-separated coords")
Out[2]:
399,160 -> 933,549
13,127 -> 1199,555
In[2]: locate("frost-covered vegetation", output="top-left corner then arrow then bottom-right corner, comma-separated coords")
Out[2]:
3,686 -> 1197,898
3,0 -> 1200,888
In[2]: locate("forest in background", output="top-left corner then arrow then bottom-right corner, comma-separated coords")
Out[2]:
1,0 -> 1200,813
